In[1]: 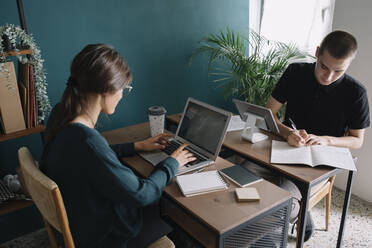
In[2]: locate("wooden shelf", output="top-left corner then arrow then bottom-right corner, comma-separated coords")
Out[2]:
0,47 -> 42,218
1,49 -> 32,57
0,125 -> 45,142
0,199 -> 33,215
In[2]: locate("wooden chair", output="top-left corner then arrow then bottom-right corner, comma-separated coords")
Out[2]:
149,236 -> 176,248
18,147 -> 175,248
308,157 -> 357,231
18,147 -> 74,248
308,175 -> 336,231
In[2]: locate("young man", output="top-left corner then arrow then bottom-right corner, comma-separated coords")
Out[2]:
267,30 -> 369,149
265,30 -> 370,240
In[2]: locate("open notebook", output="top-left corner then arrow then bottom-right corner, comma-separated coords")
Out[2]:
176,170 -> 228,197
270,140 -> 357,171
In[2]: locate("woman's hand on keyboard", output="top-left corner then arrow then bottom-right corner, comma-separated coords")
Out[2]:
170,144 -> 196,167
134,133 -> 172,151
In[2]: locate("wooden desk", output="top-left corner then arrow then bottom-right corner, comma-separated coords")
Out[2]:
167,113 -> 353,248
102,122 -> 292,248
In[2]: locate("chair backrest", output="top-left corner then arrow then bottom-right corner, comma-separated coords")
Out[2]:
18,147 -> 74,248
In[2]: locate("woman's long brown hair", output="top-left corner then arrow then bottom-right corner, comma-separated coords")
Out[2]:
46,44 -> 132,143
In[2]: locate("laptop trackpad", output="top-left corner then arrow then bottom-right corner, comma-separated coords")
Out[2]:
139,151 -> 168,165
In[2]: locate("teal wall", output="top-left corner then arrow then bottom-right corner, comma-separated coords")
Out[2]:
0,0 -> 249,242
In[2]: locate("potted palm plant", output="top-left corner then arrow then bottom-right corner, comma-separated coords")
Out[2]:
191,28 -> 311,119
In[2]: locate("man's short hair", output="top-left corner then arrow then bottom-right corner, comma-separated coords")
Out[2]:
319,30 -> 358,59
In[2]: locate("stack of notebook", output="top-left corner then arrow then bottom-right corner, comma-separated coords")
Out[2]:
176,170 -> 228,197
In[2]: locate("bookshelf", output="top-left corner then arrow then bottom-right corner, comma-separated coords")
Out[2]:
2,49 -> 32,57
0,49 -> 45,215
0,125 -> 44,142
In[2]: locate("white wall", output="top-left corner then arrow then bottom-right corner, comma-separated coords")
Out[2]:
332,0 -> 372,203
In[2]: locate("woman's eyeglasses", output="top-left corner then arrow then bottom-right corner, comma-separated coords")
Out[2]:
123,85 -> 133,96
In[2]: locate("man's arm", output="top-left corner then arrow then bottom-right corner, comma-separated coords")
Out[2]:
306,129 -> 365,149
267,96 -> 366,149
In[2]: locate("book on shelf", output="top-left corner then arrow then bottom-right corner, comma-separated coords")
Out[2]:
18,62 -> 30,128
18,82 -> 27,123
0,115 -> 4,134
17,62 -> 38,128
270,140 -> 356,171
219,165 -> 263,187
176,170 -> 228,197
29,65 -> 36,127
0,62 -> 26,134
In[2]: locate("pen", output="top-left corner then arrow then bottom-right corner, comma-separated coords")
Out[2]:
288,118 -> 308,144
288,118 -> 298,132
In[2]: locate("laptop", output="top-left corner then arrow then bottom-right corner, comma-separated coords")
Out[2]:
139,98 -> 232,176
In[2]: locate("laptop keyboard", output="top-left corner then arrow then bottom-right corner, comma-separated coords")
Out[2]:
163,140 -> 206,167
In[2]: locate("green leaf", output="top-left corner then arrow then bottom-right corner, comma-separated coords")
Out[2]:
190,27 -> 310,119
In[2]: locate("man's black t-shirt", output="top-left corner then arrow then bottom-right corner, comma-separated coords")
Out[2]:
272,63 -> 370,137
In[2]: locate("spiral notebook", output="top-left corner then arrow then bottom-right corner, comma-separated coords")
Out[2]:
176,170 -> 228,197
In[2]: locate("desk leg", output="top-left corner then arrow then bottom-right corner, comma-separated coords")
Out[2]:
336,170 -> 354,248
296,184 -> 310,248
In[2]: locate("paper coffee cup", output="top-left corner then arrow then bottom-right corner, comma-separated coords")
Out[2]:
148,106 -> 167,137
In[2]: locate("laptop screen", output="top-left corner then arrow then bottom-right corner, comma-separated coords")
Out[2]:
178,101 -> 229,154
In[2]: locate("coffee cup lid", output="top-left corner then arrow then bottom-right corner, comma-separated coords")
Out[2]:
148,106 -> 166,116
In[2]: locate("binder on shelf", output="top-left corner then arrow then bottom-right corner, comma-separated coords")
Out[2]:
18,62 -> 30,128
18,82 -> 27,122
29,65 -> 36,127
31,65 -> 38,126
0,115 -> 4,134
0,62 -> 26,134
176,170 -> 228,197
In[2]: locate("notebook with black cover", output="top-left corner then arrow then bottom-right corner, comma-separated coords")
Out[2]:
220,165 -> 263,187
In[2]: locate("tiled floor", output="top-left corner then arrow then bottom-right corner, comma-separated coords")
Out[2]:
287,187 -> 372,248
0,187 -> 371,248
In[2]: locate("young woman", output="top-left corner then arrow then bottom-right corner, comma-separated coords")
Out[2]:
40,44 -> 195,247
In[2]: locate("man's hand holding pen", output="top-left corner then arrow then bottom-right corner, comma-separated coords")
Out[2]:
287,118 -> 328,147
288,129 -> 309,147
288,118 -> 309,147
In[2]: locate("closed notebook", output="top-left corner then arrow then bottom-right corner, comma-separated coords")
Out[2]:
219,165 -> 263,187
176,170 -> 228,197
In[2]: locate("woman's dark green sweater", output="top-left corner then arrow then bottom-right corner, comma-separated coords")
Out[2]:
40,123 -> 178,248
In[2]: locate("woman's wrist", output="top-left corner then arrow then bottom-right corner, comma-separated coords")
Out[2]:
134,141 -> 144,151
